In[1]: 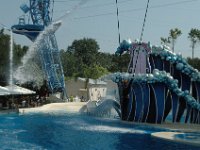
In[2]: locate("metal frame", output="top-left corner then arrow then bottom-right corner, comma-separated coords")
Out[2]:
12,0 -> 66,96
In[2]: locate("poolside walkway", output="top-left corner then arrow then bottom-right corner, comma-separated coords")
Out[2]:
19,102 -> 87,114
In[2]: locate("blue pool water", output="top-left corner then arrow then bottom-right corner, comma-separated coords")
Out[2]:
0,112 -> 199,150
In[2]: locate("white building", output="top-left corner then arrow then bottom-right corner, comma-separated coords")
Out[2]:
66,78 -> 107,101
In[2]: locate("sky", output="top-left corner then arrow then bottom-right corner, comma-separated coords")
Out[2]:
0,0 -> 200,58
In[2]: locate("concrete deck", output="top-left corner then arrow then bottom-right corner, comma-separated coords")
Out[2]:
19,102 -> 87,114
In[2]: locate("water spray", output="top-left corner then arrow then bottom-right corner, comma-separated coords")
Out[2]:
54,0 -> 90,21
9,30 -> 13,85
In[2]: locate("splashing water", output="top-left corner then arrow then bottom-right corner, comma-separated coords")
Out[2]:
87,99 -> 121,118
55,0 -> 90,21
14,0 -> 90,85
9,31 -> 13,85
14,21 -> 62,86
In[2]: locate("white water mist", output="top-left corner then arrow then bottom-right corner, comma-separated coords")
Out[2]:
14,21 -> 62,86
9,30 -> 13,85
55,0 -> 89,21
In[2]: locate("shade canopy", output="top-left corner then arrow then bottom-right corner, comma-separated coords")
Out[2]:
0,86 -> 11,96
0,85 -> 35,96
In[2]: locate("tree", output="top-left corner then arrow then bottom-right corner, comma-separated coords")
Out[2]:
60,49 -> 76,78
110,53 -> 130,72
188,28 -> 200,59
160,37 -> 170,46
67,38 -> 99,67
83,64 -> 109,80
0,29 -> 10,85
62,38 -> 132,79
63,38 -> 110,80
169,28 -> 182,52
187,57 -> 200,71
96,52 -> 113,69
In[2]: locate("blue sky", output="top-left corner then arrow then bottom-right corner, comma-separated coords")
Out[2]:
0,0 -> 200,58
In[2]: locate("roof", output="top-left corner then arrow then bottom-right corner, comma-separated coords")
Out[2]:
78,78 -> 107,85
0,85 -> 35,96
0,86 -> 11,96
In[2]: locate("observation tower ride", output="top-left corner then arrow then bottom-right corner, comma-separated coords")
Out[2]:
11,0 -> 66,97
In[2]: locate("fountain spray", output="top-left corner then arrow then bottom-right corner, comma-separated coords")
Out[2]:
9,30 -> 13,85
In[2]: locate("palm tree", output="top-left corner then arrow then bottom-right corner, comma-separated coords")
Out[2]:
188,28 -> 200,59
169,28 -> 182,52
160,37 -> 170,46
160,37 -> 169,45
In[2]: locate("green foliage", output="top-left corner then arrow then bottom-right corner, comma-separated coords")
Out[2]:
169,28 -> 182,52
96,52 -> 113,69
0,30 -> 10,85
187,57 -> 200,71
60,49 -> 76,77
62,38 -> 110,79
160,37 -> 170,45
109,53 -> 130,72
69,95 -> 74,102
161,28 -> 182,52
83,64 -> 109,79
68,38 -> 99,66
188,28 -> 200,58
61,38 -> 131,80
169,28 -> 182,40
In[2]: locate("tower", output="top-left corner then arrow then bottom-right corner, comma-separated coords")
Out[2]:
12,0 -> 66,97
128,42 -> 151,74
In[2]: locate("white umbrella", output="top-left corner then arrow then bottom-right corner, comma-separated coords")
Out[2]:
0,86 -> 11,96
4,85 -> 36,95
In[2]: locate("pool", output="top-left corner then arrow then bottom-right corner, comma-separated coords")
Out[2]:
0,112 -> 199,150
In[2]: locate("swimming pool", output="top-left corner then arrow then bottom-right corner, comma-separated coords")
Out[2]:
0,112 -> 199,150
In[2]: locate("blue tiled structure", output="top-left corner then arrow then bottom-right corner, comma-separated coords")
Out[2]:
113,41 -> 200,124
11,1 -> 66,96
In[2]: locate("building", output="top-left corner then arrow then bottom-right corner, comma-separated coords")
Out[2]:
66,78 -> 118,101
